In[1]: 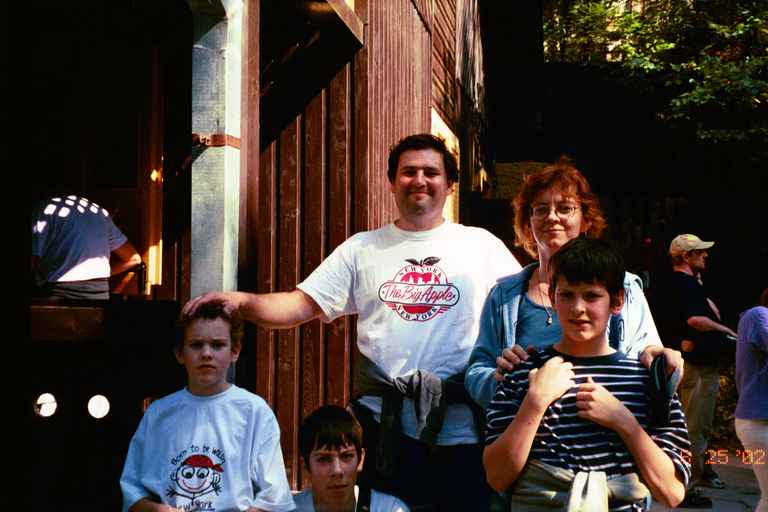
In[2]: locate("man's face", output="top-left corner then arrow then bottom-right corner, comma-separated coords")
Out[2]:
686,249 -> 708,273
390,148 -> 453,228
176,318 -> 239,396
307,443 -> 363,508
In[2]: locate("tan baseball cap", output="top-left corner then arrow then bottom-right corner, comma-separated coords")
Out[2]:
669,233 -> 715,256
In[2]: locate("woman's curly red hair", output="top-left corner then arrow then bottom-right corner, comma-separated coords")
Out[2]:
513,157 -> 607,258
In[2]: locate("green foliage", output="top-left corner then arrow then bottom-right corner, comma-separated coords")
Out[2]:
544,2 -> 620,65
542,0 -> 768,145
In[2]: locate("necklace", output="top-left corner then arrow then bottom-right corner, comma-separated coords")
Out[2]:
534,270 -> 553,326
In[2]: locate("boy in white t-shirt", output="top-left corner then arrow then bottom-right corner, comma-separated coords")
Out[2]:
293,406 -> 408,512
120,304 -> 294,512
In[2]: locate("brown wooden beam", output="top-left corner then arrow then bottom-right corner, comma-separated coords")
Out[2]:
30,305 -> 105,342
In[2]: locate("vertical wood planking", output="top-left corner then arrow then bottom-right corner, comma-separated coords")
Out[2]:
353,0 -> 370,235
299,91 -> 326,487
237,0 -> 261,397
240,0 -> 260,293
432,0 -> 456,126
424,8 -> 433,131
364,0 -> 432,228
361,0 -> 377,232
326,64 -> 352,406
350,0 -> 371,403
385,1 -> 394,230
255,145 -> 277,406
276,119 -> 302,488
372,0 -> 385,230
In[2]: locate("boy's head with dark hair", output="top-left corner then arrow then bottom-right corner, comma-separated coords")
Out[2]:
387,133 -> 459,184
549,237 -> 625,308
299,406 -> 365,508
548,238 -> 626,353
176,302 -> 244,355
175,303 -> 244,396
299,405 -> 363,468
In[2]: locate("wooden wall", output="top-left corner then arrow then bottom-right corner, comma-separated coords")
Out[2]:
247,0 -> 433,488
252,66 -> 356,488
362,0 -> 433,228
432,0 -> 457,126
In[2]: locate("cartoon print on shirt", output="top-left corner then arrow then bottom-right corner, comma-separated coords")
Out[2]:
166,452 -> 224,511
378,257 -> 460,321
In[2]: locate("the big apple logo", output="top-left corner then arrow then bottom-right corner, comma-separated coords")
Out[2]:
378,256 -> 460,321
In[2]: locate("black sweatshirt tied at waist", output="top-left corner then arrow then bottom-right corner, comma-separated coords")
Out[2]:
352,354 -> 484,479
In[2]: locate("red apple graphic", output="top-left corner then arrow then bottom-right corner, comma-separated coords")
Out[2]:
401,257 -> 441,314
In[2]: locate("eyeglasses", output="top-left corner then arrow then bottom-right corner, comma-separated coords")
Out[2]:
530,203 -> 580,220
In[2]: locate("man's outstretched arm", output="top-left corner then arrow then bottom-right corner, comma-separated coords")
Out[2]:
182,289 -> 324,329
687,315 -> 737,338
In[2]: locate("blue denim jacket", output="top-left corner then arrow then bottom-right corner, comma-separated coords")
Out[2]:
465,263 -> 662,408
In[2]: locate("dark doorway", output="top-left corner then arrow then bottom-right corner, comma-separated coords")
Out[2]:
22,1 -> 193,508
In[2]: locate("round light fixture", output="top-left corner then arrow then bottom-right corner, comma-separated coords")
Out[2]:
87,394 -> 110,419
35,393 -> 58,417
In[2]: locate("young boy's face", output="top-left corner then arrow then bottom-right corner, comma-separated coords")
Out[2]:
551,276 -> 623,351
307,442 -> 364,508
176,317 -> 239,396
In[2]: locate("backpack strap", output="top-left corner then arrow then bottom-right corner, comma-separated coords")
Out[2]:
357,485 -> 372,512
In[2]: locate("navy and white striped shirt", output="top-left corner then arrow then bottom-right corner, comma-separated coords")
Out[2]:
485,347 -> 691,511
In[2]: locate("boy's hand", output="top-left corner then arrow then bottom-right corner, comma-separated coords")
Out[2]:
527,356 -> 575,409
639,346 -> 684,385
575,376 -> 633,430
495,345 -> 538,381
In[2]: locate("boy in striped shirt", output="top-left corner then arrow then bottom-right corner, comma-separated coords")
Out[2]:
483,238 -> 690,511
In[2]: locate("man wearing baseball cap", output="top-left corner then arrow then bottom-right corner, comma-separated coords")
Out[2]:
670,233 -> 714,254
665,233 -> 737,505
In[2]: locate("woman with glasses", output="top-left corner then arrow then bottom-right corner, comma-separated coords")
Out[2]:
465,157 -> 683,409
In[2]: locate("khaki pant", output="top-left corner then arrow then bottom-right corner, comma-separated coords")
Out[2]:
678,361 -> 720,482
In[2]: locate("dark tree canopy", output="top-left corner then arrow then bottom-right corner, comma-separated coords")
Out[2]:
542,0 -> 768,147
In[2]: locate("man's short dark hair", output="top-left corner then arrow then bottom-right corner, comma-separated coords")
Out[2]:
299,405 -> 363,470
387,133 -> 459,184
550,238 -> 625,306
176,303 -> 244,353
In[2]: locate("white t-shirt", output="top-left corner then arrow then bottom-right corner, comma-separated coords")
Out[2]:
31,195 -> 128,282
293,486 -> 409,512
297,221 -> 520,444
120,385 -> 295,512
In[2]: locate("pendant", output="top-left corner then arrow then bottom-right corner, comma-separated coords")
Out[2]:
546,315 -> 553,325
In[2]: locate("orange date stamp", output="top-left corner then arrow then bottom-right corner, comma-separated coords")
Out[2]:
682,448 -> 766,465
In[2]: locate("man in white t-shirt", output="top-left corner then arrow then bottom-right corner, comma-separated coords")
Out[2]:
184,133 -> 521,510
